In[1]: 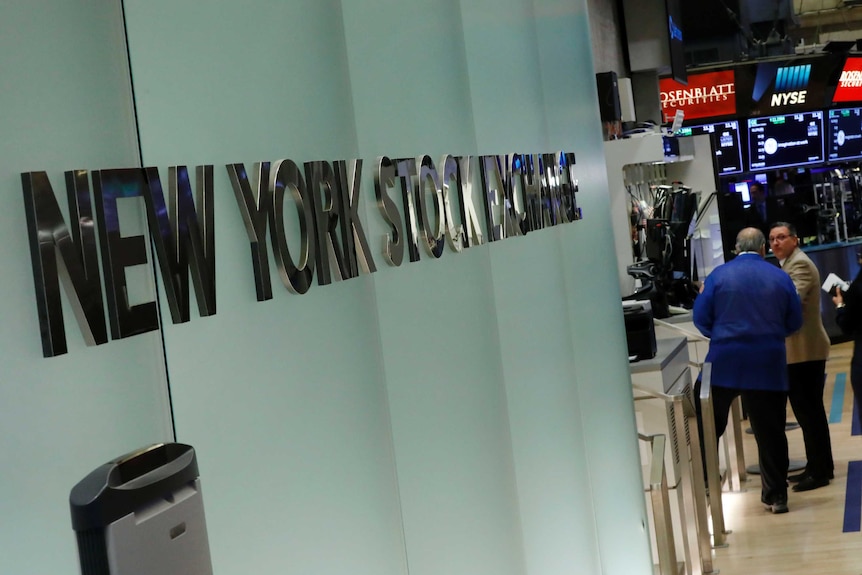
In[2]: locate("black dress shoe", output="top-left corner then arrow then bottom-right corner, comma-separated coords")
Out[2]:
764,499 -> 789,514
787,471 -> 808,483
792,476 -> 830,492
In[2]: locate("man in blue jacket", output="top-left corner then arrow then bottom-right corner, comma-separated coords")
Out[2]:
694,227 -> 803,514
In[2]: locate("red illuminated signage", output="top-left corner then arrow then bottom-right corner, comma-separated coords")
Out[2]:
659,70 -> 736,123
833,57 -> 862,103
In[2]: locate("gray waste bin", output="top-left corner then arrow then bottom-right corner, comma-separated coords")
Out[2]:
70,443 -> 213,575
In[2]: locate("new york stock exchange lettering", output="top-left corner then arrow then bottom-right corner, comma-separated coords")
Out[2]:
21,152 -> 581,357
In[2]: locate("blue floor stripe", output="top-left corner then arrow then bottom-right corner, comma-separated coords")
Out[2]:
854,394 -> 861,436
831,373 -> 847,424
844,461 -> 862,533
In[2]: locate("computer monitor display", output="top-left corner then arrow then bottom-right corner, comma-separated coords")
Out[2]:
747,112 -> 824,171
678,121 -> 743,174
729,174 -> 767,205
827,107 -> 862,161
732,181 -> 751,203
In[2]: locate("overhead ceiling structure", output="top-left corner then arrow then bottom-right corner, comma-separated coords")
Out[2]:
794,0 -> 862,46
679,0 -> 862,67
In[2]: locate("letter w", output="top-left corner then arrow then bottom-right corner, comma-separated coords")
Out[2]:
143,166 -> 217,322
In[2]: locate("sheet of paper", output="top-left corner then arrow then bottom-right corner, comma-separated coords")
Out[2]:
822,272 -> 850,294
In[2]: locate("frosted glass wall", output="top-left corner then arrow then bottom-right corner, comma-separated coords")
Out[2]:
0,1 -> 651,574
0,2 -> 173,574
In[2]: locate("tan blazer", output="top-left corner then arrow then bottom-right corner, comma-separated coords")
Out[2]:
782,247 -> 830,364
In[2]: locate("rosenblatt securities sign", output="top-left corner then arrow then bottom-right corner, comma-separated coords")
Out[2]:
833,57 -> 862,103
659,70 -> 736,124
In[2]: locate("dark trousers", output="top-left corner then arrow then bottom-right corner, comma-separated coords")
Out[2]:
713,385 -> 788,505
787,360 -> 833,479
852,340 -> 862,419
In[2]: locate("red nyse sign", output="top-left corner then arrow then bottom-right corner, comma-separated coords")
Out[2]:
660,70 -> 736,123
833,57 -> 862,103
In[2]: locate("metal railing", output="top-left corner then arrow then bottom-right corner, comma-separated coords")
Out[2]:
639,433 -> 681,575
725,396 -> 748,491
699,363 -> 731,548
654,319 -> 709,344
633,381 -> 715,575
653,318 -> 747,492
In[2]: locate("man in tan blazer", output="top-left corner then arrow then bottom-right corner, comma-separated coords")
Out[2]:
769,222 -> 833,491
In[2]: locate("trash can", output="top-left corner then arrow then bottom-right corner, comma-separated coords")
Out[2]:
623,300 -> 657,361
70,443 -> 213,575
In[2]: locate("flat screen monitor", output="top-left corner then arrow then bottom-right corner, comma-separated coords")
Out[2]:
729,174 -> 767,205
747,112 -> 824,171
827,107 -> 862,161
678,121 -> 743,174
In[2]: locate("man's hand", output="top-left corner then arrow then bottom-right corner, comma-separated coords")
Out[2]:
833,286 -> 845,307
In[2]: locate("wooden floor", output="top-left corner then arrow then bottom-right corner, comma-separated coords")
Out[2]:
710,342 -> 862,575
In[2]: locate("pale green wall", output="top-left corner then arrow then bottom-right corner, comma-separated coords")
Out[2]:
0,1 -> 650,575
0,2 -> 173,575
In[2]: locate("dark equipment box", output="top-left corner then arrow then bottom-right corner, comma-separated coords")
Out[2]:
623,301 -> 657,361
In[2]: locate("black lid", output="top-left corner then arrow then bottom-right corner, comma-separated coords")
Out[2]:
69,443 -> 199,531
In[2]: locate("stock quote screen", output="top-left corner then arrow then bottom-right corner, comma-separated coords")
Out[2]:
828,107 -> 862,161
747,111 -> 824,171
677,121 -> 743,174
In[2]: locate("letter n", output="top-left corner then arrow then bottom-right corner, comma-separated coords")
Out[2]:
21,171 -> 108,357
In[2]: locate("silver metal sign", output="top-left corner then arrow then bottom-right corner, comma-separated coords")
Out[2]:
22,152 -> 580,357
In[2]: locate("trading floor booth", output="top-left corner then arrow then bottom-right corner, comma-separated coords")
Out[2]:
661,55 -> 862,339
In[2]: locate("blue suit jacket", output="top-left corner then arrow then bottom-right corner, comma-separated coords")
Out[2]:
694,253 -> 803,391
